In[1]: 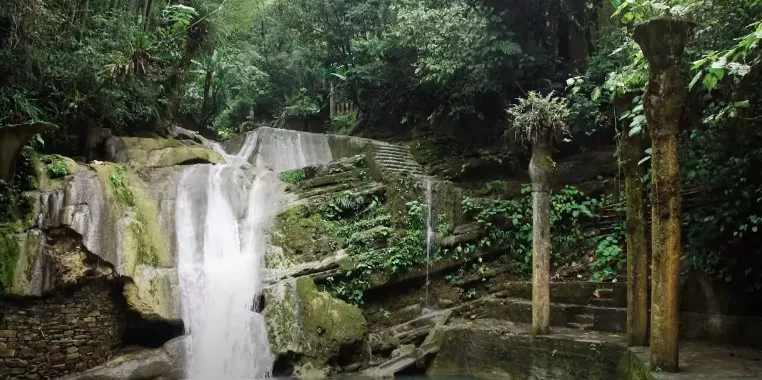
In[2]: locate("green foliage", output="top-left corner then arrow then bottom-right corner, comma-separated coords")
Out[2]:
0,150 -> 35,224
611,0 -> 693,25
281,169 -> 306,183
109,164 -> 134,206
507,91 -> 571,144
591,223 -> 625,282
329,111 -> 358,134
326,198 -> 430,305
281,88 -> 321,120
45,159 -> 70,179
458,185 -> 604,276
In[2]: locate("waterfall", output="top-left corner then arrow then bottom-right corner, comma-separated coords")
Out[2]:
175,135 -> 277,379
424,178 -> 435,311
175,128 -> 336,379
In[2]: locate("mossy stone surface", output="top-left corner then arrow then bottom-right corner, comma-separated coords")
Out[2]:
90,162 -> 175,319
429,321 -> 637,380
269,206 -> 338,268
0,227 -> 20,293
265,277 -> 367,376
111,136 -> 224,170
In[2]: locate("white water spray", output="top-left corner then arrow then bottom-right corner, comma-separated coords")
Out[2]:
176,136 -> 277,379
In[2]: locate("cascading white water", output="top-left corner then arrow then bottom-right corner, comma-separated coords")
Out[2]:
175,135 -> 277,379
175,128 -> 337,379
424,178 -> 435,310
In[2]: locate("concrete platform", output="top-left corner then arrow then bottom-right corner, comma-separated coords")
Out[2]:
632,343 -> 762,379
431,319 -> 762,380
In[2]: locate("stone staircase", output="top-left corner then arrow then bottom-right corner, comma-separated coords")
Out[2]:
370,143 -> 426,176
569,282 -> 618,330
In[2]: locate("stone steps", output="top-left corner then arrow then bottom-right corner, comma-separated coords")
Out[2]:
370,143 -> 426,177
452,296 -> 626,334
295,182 -> 357,199
286,183 -> 386,210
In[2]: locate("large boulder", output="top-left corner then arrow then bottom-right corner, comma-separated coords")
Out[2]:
60,336 -> 186,380
5,162 -> 179,321
105,136 -> 224,170
264,277 -> 367,378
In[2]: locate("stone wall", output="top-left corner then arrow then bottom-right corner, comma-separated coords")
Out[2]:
0,280 -> 124,379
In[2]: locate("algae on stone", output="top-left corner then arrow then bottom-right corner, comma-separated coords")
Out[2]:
264,277 -> 367,377
107,136 -> 224,170
0,227 -> 21,292
90,162 -> 175,319
269,206 -> 338,268
92,163 -> 171,272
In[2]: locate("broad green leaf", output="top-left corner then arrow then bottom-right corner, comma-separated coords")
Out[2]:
734,100 -> 750,108
629,124 -> 642,136
591,87 -> 602,101
690,58 -> 708,71
702,73 -> 719,91
629,114 -> 646,128
708,67 -> 725,81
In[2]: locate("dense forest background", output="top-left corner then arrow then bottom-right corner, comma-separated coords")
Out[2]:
2,0 -> 762,303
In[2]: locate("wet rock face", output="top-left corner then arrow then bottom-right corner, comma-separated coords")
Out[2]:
5,160 -> 180,321
0,280 -> 124,379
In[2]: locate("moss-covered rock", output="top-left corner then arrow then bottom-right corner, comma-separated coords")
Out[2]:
264,277 -> 367,378
106,136 -> 224,170
89,162 -> 175,319
92,163 -> 171,270
0,227 -> 21,293
269,206 -> 338,268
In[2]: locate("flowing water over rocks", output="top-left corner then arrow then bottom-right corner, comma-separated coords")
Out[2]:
174,128 -> 343,379
175,135 -> 278,379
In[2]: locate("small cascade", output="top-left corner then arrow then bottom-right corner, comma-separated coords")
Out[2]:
176,135 -> 277,379
248,127 -> 334,172
423,177 -> 435,311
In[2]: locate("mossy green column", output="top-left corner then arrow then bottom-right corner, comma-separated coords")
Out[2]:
622,122 -> 649,347
530,133 -> 553,336
633,19 -> 693,372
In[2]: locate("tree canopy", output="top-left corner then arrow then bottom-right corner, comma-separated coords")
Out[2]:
2,0 -> 762,293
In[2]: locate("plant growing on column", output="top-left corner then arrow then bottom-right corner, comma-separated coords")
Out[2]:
507,91 -> 570,336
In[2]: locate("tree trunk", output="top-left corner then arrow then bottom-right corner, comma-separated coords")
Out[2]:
634,19 -> 693,373
141,0 -> 154,32
168,52 -> 193,120
530,134 -> 553,336
201,69 -> 214,127
622,122 -> 648,347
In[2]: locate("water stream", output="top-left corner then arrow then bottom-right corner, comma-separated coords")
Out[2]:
424,178 -> 435,310
176,135 -> 277,379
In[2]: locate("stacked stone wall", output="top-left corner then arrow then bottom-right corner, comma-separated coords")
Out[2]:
0,280 -> 124,379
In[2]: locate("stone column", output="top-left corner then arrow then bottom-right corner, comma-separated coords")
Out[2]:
530,133 -> 553,336
622,113 -> 649,347
633,19 -> 693,372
